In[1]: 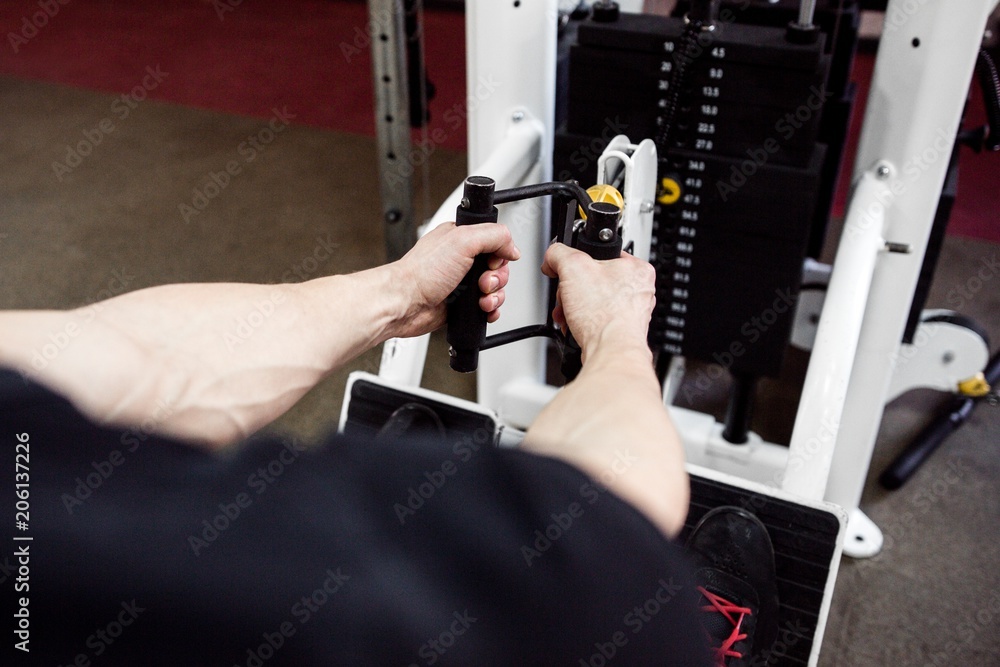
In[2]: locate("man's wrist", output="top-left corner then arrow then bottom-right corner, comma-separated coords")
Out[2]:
380,260 -> 422,340
298,265 -> 407,351
582,322 -> 654,369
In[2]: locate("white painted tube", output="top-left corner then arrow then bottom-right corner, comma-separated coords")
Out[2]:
783,172 -> 888,500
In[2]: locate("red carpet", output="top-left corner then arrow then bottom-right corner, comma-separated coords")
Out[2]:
0,0 -> 468,150
1,0 -> 996,242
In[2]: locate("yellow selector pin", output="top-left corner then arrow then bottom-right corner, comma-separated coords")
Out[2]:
657,176 -> 682,205
579,183 -> 625,219
958,372 -> 991,397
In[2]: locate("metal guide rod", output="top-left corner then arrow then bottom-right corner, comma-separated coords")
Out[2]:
798,0 -> 817,28
369,0 -> 417,261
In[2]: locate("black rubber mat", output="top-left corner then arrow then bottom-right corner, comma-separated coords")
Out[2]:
343,377 -> 499,444
681,475 -> 842,666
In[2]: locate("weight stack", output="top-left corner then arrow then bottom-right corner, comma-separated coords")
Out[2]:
555,12 -> 830,377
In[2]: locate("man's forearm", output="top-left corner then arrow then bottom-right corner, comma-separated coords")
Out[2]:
523,333 -> 689,537
0,222 -> 518,449
0,267 -> 403,447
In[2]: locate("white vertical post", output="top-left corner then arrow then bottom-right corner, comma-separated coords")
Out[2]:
784,0 -> 996,514
783,173 -> 887,499
466,0 -> 559,425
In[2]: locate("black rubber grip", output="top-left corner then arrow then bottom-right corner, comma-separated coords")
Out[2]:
575,235 -> 623,261
880,349 -> 1000,489
879,403 -> 968,490
446,176 -> 498,373
561,201 -> 623,381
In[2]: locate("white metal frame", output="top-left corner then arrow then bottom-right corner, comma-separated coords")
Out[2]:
787,0 -> 998,553
379,0 -> 998,563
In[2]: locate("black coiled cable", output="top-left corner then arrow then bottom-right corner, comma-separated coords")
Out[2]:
654,18 -> 705,153
976,48 -> 1000,151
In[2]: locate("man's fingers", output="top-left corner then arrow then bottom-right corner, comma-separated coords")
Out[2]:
478,264 -> 509,294
460,223 -> 521,263
479,290 -> 505,313
552,302 -> 566,329
541,241 -> 585,279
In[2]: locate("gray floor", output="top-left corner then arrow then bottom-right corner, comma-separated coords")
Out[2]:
2,76 -> 998,665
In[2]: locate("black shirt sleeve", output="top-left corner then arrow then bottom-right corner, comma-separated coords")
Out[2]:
0,369 -> 709,666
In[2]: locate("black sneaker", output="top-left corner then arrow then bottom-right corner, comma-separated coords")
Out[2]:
685,506 -> 779,666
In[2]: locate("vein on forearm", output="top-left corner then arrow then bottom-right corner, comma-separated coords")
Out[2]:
0,266 -> 404,447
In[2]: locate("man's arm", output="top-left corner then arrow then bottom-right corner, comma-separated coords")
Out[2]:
522,243 -> 689,537
0,223 -> 519,448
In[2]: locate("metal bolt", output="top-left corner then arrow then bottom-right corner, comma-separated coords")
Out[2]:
448,346 -> 456,358
385,209 -> 402,223
640,201 -> 654,214
460,197 -> 470,209
511,110 -> 525,123
599,228 -> 614,242
942,351 -> 955,365
876,164 -> 891,179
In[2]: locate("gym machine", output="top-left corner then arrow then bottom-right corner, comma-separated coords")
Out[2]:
348,0 -> 999,663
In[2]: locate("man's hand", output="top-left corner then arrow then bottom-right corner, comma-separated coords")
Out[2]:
541,242 -> 656,363
389,222 -> 521,339
525,242 -> 688,538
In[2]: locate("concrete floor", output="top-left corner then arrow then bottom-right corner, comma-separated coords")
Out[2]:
2,76 -> 998,665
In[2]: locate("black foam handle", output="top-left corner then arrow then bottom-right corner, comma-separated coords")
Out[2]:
446,176 -> 498,372
561,201 -> 623,381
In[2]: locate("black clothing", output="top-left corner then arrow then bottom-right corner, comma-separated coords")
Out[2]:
0,369 -> 708,666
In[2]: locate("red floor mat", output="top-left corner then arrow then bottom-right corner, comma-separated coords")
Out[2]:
0,0 -> 467,151
1,1 -> 996,243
